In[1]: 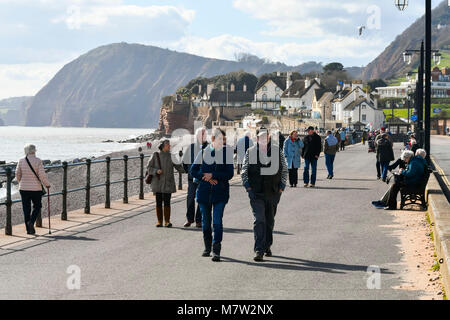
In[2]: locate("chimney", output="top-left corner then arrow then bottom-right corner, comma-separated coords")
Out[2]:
277,71 -> 281,77
305,77 -> 311,88
315,77 -> 321,85
286,72 -> 292,90
198,84 -> 202,94
230,83 -> 235,92
207,83 -> 215,96
243,83 -> 247,92
221,84 -> 225,91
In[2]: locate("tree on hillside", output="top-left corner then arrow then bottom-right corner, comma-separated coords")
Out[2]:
367,79 -> 387,91
323,62 -> 344,73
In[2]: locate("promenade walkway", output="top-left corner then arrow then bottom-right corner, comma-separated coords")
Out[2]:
0,143 -> 430,299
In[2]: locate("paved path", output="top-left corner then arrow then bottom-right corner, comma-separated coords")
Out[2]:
0,143 -> 424,299
431,135 -> 450,188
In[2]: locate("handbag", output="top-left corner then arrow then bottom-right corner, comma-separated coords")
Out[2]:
145,152 -> 161,184
25,156 -> 47,196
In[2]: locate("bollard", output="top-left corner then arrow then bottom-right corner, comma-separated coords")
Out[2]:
85,159 -> 91,214
5,168 -> 12,236
178,150 -> 183,190
139,154 -> 144,200
105,157 -> 111,209
123,155 -> 128,204
62,161 -> 68,220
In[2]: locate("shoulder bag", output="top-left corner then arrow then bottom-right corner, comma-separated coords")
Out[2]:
25,157 -> 47,196
145,152 -> 161,184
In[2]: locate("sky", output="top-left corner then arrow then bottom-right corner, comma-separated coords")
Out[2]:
0,0 -> 444,100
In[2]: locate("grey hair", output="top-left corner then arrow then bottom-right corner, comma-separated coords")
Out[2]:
24,144 -> 36,156
415,148 -> 427,159
401,150 -> 414,161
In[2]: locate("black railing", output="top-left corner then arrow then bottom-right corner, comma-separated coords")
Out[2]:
0,153 -> 184,236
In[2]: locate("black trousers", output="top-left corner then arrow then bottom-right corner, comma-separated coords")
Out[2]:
20,190 -> 42,227
288,168 -> 298,186
155,193 -> 171,208
376,160 -> 381,178
340,141 -> 345,150
186,180 -> 202,223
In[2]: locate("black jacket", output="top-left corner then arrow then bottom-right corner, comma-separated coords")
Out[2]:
302,133 -> 322,161
182,141 -> 208,180
376,138 -> 394,162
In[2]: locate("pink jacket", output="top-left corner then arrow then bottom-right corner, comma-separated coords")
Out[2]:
15,155 -> 51,191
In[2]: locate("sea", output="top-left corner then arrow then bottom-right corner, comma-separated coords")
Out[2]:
0,126 -> 154,199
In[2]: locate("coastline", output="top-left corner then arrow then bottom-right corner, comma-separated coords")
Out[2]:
0,132 -> 194,229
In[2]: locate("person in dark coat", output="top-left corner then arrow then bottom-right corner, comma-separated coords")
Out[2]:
236,131 -> 254,174
372,149 -> 428,210
182,127 -> 208,228
241,128 -> 288,261
190,128 -> 234,262
376,133 -> 395,182
302,126 -> 322,187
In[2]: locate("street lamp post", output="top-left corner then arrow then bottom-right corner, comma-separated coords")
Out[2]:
396,0 -> 449,162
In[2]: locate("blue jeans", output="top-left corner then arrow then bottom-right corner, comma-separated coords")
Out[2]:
303,158 -> 318,185
380,161 -> 390,180
325,154 -> 335,177
199,202 -> 226,245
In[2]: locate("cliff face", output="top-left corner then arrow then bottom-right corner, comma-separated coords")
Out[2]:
24,43 -> 324,128
361,0 -> 450,80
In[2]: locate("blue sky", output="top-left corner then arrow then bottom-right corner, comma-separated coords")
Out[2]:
0,0 -> 444,99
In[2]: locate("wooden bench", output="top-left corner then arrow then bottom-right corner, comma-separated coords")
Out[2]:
400,166 -> 432,210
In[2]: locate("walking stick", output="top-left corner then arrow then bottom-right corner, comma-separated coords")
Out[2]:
47,187 -> 51,234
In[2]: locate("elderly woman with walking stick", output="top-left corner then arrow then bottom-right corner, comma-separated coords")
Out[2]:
15,144 -> 51,235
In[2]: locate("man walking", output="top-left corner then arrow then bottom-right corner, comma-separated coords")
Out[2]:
242,128 -> 288,262
236,131 -> 254,175
182,127 -> 208,228
302,126 -> 322,188
339,129 -> 346,151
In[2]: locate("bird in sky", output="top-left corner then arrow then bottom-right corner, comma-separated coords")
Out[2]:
357,26 -> 366,36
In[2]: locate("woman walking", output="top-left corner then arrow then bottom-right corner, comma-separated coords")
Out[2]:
283,130 -> 303,187
147,140 -> 184,227
324,130 -> 338,179
190,128 -> 234,262
376,133 -> 395,182
15,144 -> 51,235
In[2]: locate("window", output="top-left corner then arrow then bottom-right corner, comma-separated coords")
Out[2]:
275,87 -> 280,92
362,104 -> 366,109
262,94 -> 268,101
262,103 -> 267,109
275,94 -> 281,101
262,86 -> 267,91
362,114 -> 367,121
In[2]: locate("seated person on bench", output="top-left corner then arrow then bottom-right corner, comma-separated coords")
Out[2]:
372,149 -> 427,210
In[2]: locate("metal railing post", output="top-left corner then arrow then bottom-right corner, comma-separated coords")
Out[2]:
5,168 -> 12,236
139,154 -> 144,200
178,150 -> 183,190
123,155 -> 128,204
85,159 -> 91,214
105,157 -> 111,209
62,161 -> 68,220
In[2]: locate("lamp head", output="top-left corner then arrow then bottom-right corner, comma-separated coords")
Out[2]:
395,0 -> 408,11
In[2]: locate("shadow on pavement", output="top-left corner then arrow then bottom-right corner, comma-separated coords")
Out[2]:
310,187 -> 370,190
174,227 -> 293,236
221,255 -> 393,274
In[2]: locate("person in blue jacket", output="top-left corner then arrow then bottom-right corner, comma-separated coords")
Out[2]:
190,128 -> 234,262
283,130 -> 304,187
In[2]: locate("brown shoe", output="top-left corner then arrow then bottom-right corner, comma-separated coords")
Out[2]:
155,207 -> 163,227
184,221 -> 192,227
164,206 -> 172,228
195,222 -> 202,228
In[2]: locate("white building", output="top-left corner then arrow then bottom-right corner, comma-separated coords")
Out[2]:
281,78 -> 322,113
252,77 -> 286,110
332,81 -> 384,129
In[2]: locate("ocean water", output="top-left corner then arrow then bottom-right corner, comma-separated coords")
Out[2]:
0,126 -> 154,199
0,126 -> 154,163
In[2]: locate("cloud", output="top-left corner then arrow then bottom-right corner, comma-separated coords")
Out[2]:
0,63 -> 67,99
51,4 -> 195,30
172,34 -> 383,66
